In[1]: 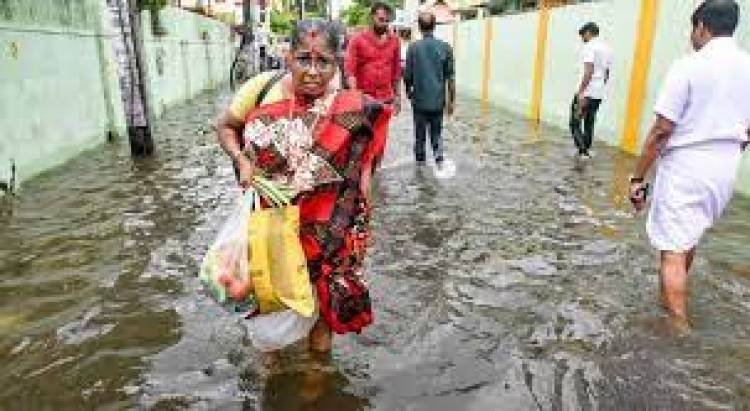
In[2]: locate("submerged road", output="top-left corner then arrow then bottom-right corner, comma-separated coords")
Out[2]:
1,91 -> 750,409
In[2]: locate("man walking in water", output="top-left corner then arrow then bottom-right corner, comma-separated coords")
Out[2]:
570,22 -> 611,158
345,2 -> 402,169
345,1 -> 402,112
630,0 -> 750,328
404,11 -> 455,167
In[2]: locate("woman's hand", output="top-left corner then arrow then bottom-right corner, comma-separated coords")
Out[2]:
218,274 -> 253,301
237,156 -> 255,189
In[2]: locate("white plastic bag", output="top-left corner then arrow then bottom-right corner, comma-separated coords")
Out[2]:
245,307 -> 319,352
199,192 -> 256,313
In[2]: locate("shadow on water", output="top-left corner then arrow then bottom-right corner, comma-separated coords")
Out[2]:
1,91 -> 750,409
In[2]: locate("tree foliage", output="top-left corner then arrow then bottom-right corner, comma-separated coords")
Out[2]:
340,0 -> 401,27
340,3 -> 369,27
137,0 -> 168,12
270,10 -> 295,35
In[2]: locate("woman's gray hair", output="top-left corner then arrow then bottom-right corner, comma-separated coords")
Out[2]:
291,19 -> 340,52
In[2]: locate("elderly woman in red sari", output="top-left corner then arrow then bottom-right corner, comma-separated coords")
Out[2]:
215,20 -> 388,352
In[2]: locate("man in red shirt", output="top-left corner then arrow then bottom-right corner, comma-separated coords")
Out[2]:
345,2 -> 402,115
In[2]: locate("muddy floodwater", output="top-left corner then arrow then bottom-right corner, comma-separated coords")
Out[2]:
2,92 -> 750,410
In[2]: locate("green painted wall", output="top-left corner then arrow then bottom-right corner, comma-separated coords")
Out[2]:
0,3 -> 233,189
489,13 -> 538,114
454,19 -> 483,99
0,0 -> 126,187
738,0 -> 750,197
141,7 -> 234,119
442,0 -> 750,196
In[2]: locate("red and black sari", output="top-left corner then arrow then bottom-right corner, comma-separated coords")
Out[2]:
243,90 -> 389,334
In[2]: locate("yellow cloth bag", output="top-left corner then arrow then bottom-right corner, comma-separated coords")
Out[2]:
248,205 -> 315,317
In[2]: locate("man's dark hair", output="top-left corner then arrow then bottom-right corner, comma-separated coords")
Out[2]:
418,12 -> 436,32
578,22 -> 599,36
290,19 -> 340,51
692,0 -> 739,36
371,1 -> 393,16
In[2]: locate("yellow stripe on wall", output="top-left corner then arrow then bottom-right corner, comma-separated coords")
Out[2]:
529,1 -> 550,122
620,0 -> 660,153
481,17 -> 494,110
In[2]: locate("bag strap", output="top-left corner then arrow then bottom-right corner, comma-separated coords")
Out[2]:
234,71 -> 285,183
241,190 -> 257,210
253,190 -> 261,210
256,70 -> 285,107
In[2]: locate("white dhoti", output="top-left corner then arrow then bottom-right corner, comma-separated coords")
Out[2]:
647,141 -> 743,252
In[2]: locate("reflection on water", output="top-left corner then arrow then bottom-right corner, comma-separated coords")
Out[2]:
1,91 -> 750,409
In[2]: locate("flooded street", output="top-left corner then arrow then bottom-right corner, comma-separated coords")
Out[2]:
2,91 -> 750,409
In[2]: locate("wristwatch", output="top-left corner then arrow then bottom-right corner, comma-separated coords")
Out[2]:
629,176 -> 644,184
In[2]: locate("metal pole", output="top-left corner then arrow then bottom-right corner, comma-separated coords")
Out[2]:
126,0 -> 154,155
243,0 -> 253,28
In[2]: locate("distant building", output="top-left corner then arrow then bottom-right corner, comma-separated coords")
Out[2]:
413,0 -> 455,24
331,0 -> 354,20
430,0 -> 455,24
171,0 -> 246,25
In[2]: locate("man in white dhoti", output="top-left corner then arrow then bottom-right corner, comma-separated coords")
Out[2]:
630,0 -> 750,325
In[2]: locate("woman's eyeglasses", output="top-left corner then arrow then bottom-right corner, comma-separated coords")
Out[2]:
293,53 -> 336,72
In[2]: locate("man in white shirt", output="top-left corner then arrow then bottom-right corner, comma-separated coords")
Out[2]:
630,0 -> 750,328
569,22 -> 612,158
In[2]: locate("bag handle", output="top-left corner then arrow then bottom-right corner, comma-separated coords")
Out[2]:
240,189 -> 262,210
256,70 -> 286,107
233,71 -> 286,183
253,189 -> 261,210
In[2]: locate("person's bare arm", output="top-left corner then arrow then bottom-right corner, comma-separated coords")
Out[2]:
392,80 -> 402,115
446,79 -> 456,116
392,41 -> 403,115
577,62 -> 594,115
445,44 -> 456,115
630,115 -> 676,210
344,37 -> 358,90
578,63 -> 594,96
216,110 -> 254,188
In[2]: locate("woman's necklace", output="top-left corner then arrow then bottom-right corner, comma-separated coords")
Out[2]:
288,91 -> 335,137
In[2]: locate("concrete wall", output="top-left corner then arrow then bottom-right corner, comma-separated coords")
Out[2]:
0,3 -> 233,188
489,13 -> 538,115
541,1 -> 638,147
455,19 -> 484,99
442,0 -> 750,195
141,6 -> 234,118
0,0 -> 127,186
